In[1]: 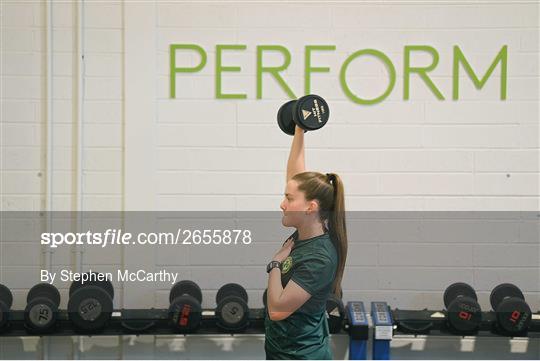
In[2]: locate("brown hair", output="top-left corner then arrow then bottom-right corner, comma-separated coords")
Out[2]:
291,171 -> 347,298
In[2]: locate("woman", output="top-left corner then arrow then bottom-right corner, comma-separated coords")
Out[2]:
264,125 -> 348,360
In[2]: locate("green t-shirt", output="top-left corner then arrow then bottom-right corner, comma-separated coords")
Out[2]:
264,231 -> 338,360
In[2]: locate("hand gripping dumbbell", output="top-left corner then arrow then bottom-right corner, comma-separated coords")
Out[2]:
490,283 -> 532,335
277,94 -> 329,135
169,280 -> 203,333
443,282 -> 482,333
67,272 -> 115,332
215,283 -> 250,331
25,283 -> 61,333
0,284 -> 13,333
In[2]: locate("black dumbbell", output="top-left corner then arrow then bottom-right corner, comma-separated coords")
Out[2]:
490,283 -> 532,335
0,284 -> 13,333
443,282 -> 482,333
215,283 -> 249,331
277,94 -> 330,135
25,283 -> 60,333
169,280 -> 203,333
263,288 -> 267,309
326,293 -> 345,333
67,272 -> 114,332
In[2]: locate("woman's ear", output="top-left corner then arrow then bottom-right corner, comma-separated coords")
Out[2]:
308,200 -> 320,213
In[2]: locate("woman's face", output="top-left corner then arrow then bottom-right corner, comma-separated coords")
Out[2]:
280,180 -> 318,227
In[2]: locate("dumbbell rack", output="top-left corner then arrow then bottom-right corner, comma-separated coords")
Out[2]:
0,308 -> 266,337
1,308 -> 349,337
2,307 -> 539,339
392,309 -> 540,338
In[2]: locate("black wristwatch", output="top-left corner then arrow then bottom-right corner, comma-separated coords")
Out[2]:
266,260 -> 282,273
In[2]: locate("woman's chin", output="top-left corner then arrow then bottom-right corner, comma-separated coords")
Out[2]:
281,218 -> 296,228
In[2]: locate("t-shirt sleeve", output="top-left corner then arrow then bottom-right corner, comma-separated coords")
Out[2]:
290,255 -> 335,295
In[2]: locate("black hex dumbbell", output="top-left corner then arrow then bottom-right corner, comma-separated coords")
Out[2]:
67,272 -> 114,332
490,283 -> 532,335
169,280 -> 203,333
25,283 -> 61,333
0,284 -> 13,333
277,94 -> 330,135
443,282 -> 482,334
215,283 -> 249,331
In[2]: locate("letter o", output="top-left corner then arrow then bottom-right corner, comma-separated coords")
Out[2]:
340,49 -> 396,105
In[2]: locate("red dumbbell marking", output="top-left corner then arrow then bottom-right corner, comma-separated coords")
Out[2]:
509,310 -> 521,324
179,304 -> 192,326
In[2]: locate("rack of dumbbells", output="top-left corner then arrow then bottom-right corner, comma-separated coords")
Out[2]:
0,273 -> 347,337
344,283 -> 540,360
1,277 -> 539,360
392,282 -> 540,337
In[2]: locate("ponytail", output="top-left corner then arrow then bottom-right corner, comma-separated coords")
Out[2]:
326,173 -> 347,298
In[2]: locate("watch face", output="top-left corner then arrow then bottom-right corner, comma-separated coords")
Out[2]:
268,261 -> 279,272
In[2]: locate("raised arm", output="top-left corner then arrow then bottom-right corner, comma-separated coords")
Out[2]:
286,125 -> 306,182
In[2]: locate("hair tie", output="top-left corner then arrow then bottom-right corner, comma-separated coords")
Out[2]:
326,173 -> 335,184
325,173 -> 337,211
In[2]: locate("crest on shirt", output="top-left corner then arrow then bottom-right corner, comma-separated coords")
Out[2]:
281,256 -> 293,274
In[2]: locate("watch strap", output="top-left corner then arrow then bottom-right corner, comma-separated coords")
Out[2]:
266,260 -> 282,273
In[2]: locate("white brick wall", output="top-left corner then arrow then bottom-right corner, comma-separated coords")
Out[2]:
1,1 -> 539,358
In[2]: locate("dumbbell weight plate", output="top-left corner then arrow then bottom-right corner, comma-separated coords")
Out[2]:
169,294 -> 202,332
168,281 -> 203,333
216,283 -> 248,305
216,295 -> 250,331
27,283 -> 61,307
292,95 -> 329,131
69,272 -> 115,300
0,284 -> 13,332
25,298 -> 58,333
0,284 -> 13,310
446,296 -> 482,333
490,283 -> 531,334
68,286 -> 113,332
326,294 -> 345,334
496,297 -> 532,334
170,280 -> 202,304
25,283 -> 61,333
277,100 -> 297,136
490,283 -> 524,310
443,282 -> 477,309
